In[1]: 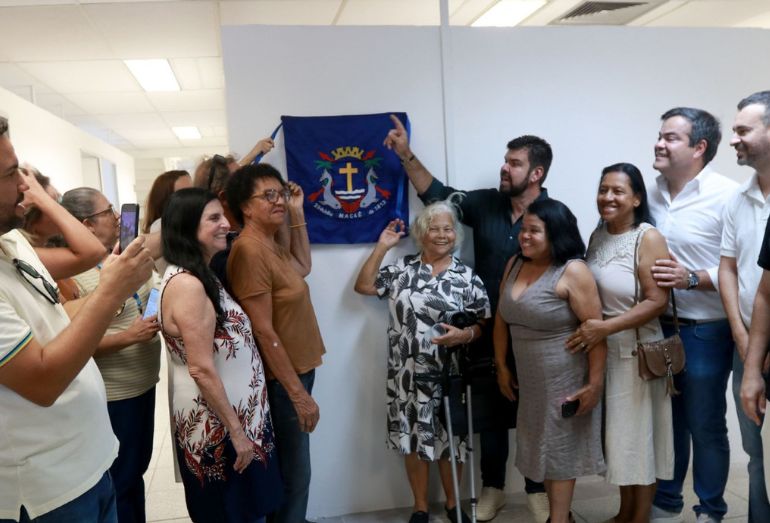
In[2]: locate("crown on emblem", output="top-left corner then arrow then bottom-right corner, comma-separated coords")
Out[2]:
331,146 -> 364,161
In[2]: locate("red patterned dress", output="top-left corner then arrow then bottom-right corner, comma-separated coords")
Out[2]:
159,266 -> 282,522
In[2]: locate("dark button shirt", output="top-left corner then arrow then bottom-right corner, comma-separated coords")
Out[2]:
419,178 -> 549,312
759,218 -> 770,271
210,231 -> 239,293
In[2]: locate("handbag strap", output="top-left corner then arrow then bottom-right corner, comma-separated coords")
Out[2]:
632,227 -> 680,342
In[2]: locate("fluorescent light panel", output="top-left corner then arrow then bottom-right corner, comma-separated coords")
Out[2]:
124,59 -> 180,92
172,126 -> 202,140
472,0 -> 546,27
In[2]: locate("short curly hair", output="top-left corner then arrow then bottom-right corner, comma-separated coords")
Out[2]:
410,200 -> 463,252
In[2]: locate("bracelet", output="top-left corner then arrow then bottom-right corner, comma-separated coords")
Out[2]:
290,222 -> 307,229
401,154 -> 415,164
465,326 -> 474,344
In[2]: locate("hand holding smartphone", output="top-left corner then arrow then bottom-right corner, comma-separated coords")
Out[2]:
119,203 -> 139,254
143,288 -> 159,320
561,398 -> 580,418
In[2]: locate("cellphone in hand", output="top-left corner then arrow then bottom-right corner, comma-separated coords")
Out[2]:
142,288 -> 159,320
561,398 -> 580,418
119,203 -> 139,254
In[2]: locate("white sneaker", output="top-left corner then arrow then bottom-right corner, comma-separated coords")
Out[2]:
526,491 -> 549,523
475,486 -> 505,521
650,505 -> 683,523
695,514 -> 719,523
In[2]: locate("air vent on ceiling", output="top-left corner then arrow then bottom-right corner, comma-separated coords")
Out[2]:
552,1 -> 665,25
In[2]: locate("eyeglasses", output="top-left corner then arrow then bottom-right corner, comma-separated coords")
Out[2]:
83,205 -> 116,221
207,154 -> 228,192
250,188 -> 291,204
13,258 -> 60,304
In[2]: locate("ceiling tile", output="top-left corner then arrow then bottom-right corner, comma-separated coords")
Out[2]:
65,92 -> 154,114
645,0 -> 770,27
129,137 -> 185,149
170,58 -> 225,90
146,90 -> 225,112
336,0 -> 439,25
448,0 -> 499,25
35,93 -> 88,117
83,1 -> 220,58
169,58 -> 202,90
161,110 -> 226,127
117,127 -> 177,142
96,112 -> 168,131
18,60 -> 140,93
219,0 -> 342,25
0,5 -> 113,61
197,58 -> 225,89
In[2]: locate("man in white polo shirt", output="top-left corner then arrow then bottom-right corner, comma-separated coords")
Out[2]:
648,107 -> 739,523
0,116 -> 154,523
720,90 -> 770,522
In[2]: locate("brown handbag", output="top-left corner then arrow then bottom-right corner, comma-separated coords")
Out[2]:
632,228 -> 685,395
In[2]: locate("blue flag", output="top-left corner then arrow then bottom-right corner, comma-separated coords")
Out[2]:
281,113 -> 410,244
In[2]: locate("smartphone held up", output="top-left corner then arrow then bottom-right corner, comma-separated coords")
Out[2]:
119,203 -> 139,254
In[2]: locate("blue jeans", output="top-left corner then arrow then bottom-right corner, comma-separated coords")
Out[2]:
0,471 -> 117,523
267,370 -> 315,523
106,387 -> 155,523
654,319 -> 733,520
732,351 -> 770,522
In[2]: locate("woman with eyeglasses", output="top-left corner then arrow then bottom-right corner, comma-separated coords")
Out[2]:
61,187 -> 161,523
158,188 -> 282,522
18,166 -> 105,301
224,164 -> 324,523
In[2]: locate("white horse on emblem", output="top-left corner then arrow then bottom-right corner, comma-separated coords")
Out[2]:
360,168 -> 379,209
318,170 -> 341,209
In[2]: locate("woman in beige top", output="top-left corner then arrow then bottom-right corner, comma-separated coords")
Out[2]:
61,187 -> 161,523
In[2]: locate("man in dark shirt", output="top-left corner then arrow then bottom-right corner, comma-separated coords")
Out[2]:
384,115 -> 552,522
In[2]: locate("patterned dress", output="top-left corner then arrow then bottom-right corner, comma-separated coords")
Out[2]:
159,266 -> 282,522
375,254 -> 491,462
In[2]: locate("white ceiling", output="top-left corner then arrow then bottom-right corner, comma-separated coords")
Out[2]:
1,0 -> 770,160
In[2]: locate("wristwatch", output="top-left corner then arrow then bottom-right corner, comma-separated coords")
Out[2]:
686,271 -> 699,290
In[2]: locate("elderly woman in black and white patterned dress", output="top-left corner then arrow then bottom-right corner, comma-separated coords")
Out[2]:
355,201 -> 490,523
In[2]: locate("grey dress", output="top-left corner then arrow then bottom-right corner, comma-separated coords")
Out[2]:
498,257 -> 605,482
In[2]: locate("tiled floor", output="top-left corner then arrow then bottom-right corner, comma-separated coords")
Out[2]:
145,355 -> 751,523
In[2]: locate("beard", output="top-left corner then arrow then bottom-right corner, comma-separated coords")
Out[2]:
499,172 -> 531,197
0,209 -> 23,235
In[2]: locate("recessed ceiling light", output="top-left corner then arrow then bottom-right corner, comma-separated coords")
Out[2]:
472,0 -> 546,27
172,126 -> 202,140
124,59 -> 180,92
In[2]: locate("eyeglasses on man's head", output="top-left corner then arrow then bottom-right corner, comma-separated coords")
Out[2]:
13,258 -> 59,304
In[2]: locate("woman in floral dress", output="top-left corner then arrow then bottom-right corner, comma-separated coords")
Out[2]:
355,201 -> 490,523
158,188 -> 281,523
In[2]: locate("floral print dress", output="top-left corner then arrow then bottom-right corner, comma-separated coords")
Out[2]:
159,266 -> 282,522
375,254 -> 490,462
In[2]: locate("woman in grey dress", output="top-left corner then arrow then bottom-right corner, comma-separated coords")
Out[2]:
494,199 -> 606,523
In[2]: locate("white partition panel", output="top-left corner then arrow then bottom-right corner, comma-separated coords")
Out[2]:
222,24 -> 770,518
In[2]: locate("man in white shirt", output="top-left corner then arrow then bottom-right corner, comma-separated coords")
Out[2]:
0,116 -> 154,523
648,107 -> 739,523
740,90 -> 770,506
720,90 -> 770,522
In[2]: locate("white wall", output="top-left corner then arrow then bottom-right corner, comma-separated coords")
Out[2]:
0,87 -> 135,203
222,25 -> 769,518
